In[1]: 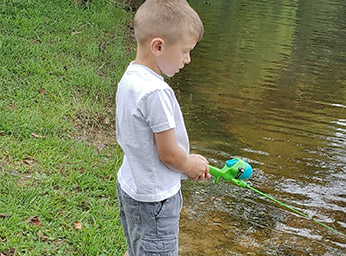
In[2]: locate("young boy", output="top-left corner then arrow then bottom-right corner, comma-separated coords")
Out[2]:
116,0 -> 211,255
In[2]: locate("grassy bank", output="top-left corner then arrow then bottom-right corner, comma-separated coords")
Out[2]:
0,0 -> 135,255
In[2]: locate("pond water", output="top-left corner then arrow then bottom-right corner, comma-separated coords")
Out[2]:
172,0 -> 346,255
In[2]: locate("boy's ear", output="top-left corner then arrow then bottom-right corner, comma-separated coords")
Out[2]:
150,38 -> 164,56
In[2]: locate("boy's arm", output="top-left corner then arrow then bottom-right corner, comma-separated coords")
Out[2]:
154,128 -> 211,180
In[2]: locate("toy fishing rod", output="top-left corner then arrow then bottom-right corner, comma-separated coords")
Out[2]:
209,158 -> 346,238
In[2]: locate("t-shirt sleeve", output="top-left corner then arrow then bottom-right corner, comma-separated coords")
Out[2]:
139,89 -> 176,133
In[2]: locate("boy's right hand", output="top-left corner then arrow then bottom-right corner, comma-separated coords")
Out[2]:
186,154 -> 211,181
155,129 -> 211,180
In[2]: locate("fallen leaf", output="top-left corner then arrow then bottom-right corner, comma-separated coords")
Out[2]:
71,29 -> 81,36
0,213 -> 11,218
73,221 -> 82,230
39,88 -> 46,95
38,232 -> 49,242
2,248 -> 15,256
31,133 -> 46,139
22,158 -> 34,165
27,216 -> 42,227
33,39 -> 41,45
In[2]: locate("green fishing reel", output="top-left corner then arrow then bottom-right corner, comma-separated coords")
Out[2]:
209,158 -> 253,187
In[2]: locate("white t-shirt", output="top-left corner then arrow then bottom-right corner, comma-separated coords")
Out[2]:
116,62 -> 189,202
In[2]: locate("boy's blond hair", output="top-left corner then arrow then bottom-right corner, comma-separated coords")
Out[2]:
134,0 -> 204,46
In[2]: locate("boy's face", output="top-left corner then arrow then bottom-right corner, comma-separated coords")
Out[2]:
157,36 -> 197,77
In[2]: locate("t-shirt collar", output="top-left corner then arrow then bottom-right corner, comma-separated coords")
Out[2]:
129,61 -> 164,81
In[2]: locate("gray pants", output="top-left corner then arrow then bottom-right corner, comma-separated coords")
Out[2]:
117,181 -> 182,256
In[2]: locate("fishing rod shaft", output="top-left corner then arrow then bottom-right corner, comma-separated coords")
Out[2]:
246,185 -> 346,237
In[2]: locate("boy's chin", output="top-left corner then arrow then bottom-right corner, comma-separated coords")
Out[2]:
165,70 -> 179,78
165,72 -> 175,78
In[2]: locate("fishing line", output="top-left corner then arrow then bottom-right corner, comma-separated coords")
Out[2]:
246,185 -> 346,237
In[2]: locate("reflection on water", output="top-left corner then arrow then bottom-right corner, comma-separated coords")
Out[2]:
173,0 -> 346,255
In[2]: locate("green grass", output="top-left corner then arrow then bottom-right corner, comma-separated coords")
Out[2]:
0,0 -> 135,255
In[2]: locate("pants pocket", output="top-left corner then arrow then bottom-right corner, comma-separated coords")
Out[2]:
141,236 -> 178,256
156,191 -> 181,219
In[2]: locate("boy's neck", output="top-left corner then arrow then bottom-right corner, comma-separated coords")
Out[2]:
133,45 -> 161,76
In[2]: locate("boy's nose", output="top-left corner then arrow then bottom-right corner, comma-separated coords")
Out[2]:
185,54 -> 191,64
